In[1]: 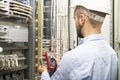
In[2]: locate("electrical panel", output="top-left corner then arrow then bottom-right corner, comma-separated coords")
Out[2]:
0,0 -> 35,80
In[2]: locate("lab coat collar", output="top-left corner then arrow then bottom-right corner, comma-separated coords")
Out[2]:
79,34 -> 104,45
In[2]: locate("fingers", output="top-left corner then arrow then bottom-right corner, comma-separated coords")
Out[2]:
38,65 -> 45,70
38,65 -> 47,74
53,54 -> 60,65
54,53 -> 58,58
53,53 -> 58,59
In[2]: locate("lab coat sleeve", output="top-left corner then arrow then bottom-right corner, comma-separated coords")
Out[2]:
41,71 -> 51,80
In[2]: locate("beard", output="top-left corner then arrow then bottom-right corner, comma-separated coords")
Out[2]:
76,24 -> 84,38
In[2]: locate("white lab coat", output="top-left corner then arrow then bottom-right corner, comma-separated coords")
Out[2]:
41,34 -> 118,80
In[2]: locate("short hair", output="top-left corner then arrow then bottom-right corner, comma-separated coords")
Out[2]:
74,6 -> 106,26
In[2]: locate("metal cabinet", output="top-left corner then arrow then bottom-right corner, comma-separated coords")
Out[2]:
0,0 -> 35,80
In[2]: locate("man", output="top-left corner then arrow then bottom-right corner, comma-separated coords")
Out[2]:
38,0 -> 118,80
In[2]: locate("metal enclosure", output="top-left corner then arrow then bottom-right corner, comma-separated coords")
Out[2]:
0,0 -> 36,80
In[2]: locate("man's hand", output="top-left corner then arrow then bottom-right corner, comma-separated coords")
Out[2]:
38,65 -> 47,74
53,53 -> 60,65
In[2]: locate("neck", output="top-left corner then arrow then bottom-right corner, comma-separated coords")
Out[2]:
83,23 -> 102,37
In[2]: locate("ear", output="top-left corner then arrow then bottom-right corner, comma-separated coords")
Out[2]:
79,14 -> 85,25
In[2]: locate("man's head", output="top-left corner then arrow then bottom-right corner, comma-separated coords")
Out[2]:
72,0 -> 110,38
74,6 -> 107,38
